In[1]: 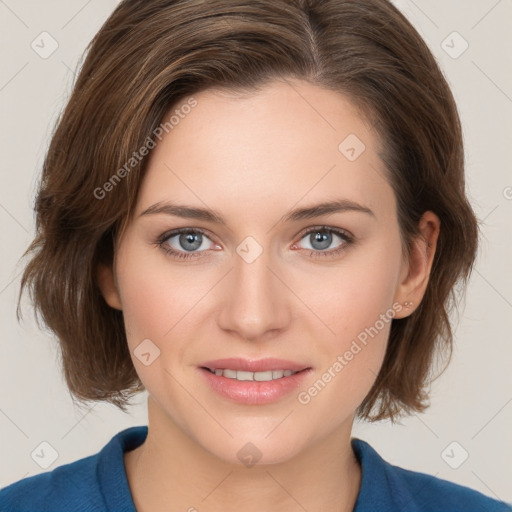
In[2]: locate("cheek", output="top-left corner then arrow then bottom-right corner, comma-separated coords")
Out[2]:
317,236 -> 401,346
117,273 -> 173,343
298,237 -> 402,407
114,242 -> 216,394
115,241 -> 199,341
297,289 -> 394,427
114,258 -> 187,406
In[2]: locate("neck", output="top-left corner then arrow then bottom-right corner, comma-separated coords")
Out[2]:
124,396 -> 362,512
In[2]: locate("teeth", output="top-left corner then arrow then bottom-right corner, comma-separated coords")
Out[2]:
210,368 -> 299,381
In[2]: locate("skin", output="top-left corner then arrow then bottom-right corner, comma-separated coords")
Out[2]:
98,78 -> 440,512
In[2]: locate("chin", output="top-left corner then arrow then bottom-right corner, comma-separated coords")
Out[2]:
194,430 -> 306,467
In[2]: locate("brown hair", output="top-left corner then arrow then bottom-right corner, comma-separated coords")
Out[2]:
18,0 -> 478,421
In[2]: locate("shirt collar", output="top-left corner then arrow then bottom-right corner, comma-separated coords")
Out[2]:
96,426 -> 420,512
351,437 -> 421,511
97,426 -> 147,511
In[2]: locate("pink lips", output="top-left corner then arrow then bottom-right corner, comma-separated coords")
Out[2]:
198,357 -> 313,405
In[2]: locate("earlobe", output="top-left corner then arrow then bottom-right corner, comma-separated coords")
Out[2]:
96,262 -> 123,310
393,211 -> 440,318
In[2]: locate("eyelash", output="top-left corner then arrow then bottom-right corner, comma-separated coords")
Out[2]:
154,225 -> 354,261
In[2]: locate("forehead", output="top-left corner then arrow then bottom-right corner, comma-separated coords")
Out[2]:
135,79 -> 395,225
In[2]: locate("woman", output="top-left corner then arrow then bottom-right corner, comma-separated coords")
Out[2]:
1,0 -> 509,510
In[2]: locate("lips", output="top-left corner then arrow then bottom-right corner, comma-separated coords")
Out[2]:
200,357 -> 311,373
198,357 -> 314,405
198,364 -> 313,405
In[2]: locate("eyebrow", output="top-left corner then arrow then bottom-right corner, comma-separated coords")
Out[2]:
139,198 -> 375,225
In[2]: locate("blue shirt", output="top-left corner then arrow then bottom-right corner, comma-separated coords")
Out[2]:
1,426 -> 510,511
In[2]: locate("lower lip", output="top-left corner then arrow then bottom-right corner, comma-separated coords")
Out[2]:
198,367 -> 313,405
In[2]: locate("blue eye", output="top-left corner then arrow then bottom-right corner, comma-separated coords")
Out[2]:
155,226 -> 353,261
156,228 -> 215,260
295,226 -> 353,257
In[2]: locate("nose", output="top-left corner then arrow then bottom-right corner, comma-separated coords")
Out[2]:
216,241 -> 292,342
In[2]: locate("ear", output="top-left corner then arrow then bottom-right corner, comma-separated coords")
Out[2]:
393,211 -> 440,319
96,262 -> 123,310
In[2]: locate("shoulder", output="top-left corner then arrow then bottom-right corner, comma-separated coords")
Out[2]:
389,461 -> 511,511
0,453 -> 103,512
0,426 -> 147,512
351,438 -> 512,512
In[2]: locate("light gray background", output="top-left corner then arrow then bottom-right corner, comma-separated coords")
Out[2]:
1,0 -> 511,504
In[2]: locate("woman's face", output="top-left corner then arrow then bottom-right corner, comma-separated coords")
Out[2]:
102,79 -> 417,465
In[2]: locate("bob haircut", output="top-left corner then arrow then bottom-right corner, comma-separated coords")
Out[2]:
18,0 -> 478,421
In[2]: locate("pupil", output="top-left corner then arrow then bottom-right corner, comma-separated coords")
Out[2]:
312,231 -> 331,250
180,232 -> 202,251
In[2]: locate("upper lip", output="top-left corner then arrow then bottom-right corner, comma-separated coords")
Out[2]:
200,357 -> 311,372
